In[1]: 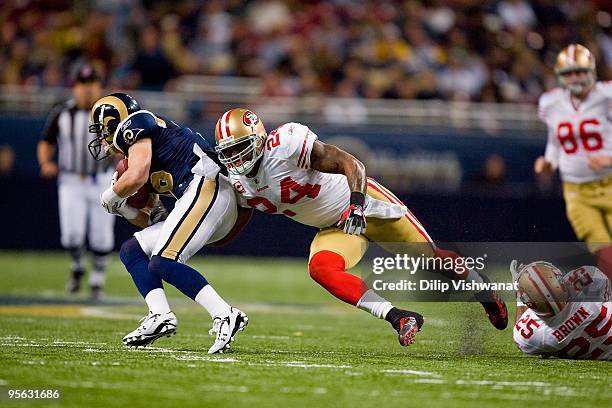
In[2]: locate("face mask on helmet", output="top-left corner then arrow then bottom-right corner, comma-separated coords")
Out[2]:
88,115 -> 120,160
558,69 -> 595,97
87,93 -> 141,160
215,135 -> 264,175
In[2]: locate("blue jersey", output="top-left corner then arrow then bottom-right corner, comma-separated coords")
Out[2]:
113,110 -> 222,198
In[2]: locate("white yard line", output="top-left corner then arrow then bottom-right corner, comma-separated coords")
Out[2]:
382,369 -> 441,377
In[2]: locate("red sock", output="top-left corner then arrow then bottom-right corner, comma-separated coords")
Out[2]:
308,250 -> 367,306
596,246 -> 612,281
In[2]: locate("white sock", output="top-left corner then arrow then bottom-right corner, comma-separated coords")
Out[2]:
194,285 -> 231,318
357,289 -> 394,319
89,270 -> 106,287
465,269 -> 485,284
145,288 -> 172,315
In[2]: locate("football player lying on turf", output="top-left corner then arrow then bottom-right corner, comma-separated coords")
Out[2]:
511,260 -> 611,359
213,108 -> 508,347
88,93 -> 249,353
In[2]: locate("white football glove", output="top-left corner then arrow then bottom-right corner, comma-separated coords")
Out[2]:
510,260 -> 526,306
100,187 -> 138,220
510,260 -> 523,282
110,171 -> 118,187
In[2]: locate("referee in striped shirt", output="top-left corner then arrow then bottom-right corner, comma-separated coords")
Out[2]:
36,64 -> 116,300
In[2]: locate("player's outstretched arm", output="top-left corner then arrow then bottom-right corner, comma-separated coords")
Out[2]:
310,140 -> 366,194
310,140 -> 367,235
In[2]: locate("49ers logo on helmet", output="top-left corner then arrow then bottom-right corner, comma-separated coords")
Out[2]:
242,111 -> 259,126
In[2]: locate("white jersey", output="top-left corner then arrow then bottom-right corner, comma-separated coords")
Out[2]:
228,122 -> 405,228
538,82 -> 612,183
513,266 -> 612,360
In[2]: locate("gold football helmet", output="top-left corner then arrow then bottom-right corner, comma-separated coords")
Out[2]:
517,261 -> 569,317
554,44 -> 596,96
214,108 -> 267,175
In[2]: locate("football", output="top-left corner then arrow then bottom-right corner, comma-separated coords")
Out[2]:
115,158 -> 151,209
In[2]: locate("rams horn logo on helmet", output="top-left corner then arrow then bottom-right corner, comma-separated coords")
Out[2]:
242,111 -> 259,126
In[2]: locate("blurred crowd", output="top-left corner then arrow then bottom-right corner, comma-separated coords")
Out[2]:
1,0 -> 611,103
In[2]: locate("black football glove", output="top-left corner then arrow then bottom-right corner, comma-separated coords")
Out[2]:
149,200 -> 169,225
337,192 -> 366,235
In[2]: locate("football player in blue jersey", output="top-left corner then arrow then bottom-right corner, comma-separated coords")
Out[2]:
88,93 -> 249,353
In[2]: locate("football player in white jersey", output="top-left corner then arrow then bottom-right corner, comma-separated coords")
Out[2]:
511,260 -> 611,359
534,44 -> 612,280
213,108 -> 508,348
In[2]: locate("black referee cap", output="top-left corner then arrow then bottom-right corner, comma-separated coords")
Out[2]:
73,64 -> 101,84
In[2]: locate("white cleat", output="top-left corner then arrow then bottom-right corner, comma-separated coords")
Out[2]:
122,311 -> 177,348
207,307 -> 248,354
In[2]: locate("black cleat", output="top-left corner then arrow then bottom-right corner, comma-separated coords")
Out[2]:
386,308 -> 424,347
90,285 -> 104,302
474,277 -> 508,330
66,269 -> 85,294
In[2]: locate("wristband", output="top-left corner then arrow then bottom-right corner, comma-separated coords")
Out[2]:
350,191 -> 365,207
101,187 -> 123,206
120,205 -> 139,220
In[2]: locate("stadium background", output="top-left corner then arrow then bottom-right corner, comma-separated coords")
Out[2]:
0,2 -> 611,407
0,0 -> 610,255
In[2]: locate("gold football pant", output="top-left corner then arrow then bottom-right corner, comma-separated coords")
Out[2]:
563,176 -> 612,249
309,178 -> 434,269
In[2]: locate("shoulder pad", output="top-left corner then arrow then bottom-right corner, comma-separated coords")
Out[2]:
113,110 -> 158,154
538,88 -> 563,120
595,81 -> 612,97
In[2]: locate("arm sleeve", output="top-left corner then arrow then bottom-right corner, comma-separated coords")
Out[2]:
544,126 -> 560,169
114,111 -> 157,154
40,103 -> 63,144
538,94 -> 560,169
276,123 -> 318,169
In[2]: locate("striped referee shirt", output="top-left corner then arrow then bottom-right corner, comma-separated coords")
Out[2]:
41,99 -> 114,175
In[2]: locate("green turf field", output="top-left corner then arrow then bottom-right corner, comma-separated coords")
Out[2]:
0,251 -> 609,408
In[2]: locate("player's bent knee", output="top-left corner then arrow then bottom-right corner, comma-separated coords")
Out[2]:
308,250 -> 346,283
119,237 -> 146,269
148,255 -> 165,278
148,255 -> 177,279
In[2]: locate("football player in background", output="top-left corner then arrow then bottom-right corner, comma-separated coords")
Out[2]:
511,260 -> 611,359
213,108 -> 508,348
89,93 -> 248,353
36,64 -> 115,300
534,44 -> 612,280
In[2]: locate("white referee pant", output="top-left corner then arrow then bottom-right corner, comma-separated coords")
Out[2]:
135,173 -> 238,263
58,171 -> 115,252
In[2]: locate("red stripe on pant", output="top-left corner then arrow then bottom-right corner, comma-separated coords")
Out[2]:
366,180 -> 433,245
309,250 -> 367,306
